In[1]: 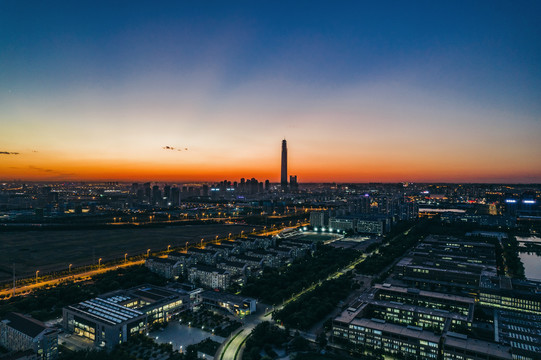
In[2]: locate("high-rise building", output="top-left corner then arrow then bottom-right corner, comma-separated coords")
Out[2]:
281,139 -> 288,190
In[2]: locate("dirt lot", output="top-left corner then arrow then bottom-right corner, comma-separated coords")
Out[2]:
0,224 -> 254,281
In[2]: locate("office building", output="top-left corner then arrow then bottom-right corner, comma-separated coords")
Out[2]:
62,298 -> 146,350
198,291 -> 256,318
333,285 -> 512,360
0,313 -> 58,359
62,285 -> 184,349
145,257 -> 183,279
187,265 -> 231,290
281,139 -> 288,190
100,286 -> 185,325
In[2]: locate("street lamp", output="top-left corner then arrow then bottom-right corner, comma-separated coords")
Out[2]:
69,264 -> 72,273
147,249 -> 150,257
185,242 -> 189,252
167,245 -> 171,252
98,258 -> 102,268
200,238 -> 204,248
124,253 -> 128,263
35,270 -> 39,284
228,232 -> 231,239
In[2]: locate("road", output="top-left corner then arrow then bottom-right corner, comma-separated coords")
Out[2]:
218,325 -> 255,360
213,224 -> 416,360
0,260 -> 144,299
214,251 -> 368,360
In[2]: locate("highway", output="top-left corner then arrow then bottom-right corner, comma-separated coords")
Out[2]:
0,260 -> 144,299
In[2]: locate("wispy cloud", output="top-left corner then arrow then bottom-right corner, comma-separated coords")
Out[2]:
28,166 -> 75,177
0,151 -> 19,155
163,146 -> 188,152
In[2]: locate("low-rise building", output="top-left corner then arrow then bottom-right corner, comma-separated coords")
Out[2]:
62,298 -> 146,350
198,291 -> 256,317
188,265 -> 231,290
216,260 -> 249,276
100,285 -> 185,325
145,257 -> 183,279
0,313 -> 58,359
187,248 -> 221,265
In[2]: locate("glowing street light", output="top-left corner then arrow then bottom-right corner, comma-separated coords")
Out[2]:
167,245 -> 171,252
147,249 -> 150,257
185,241 -> 189,252
35,270 -> 39,283
69,264 -> 72,273
124,253 -> 128,263
200,238 -> 204,248
98,258 -> 102,267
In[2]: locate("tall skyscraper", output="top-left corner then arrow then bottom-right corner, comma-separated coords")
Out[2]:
281,139 -> 288,190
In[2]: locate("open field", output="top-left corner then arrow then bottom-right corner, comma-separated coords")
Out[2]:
0,224 -> 254,282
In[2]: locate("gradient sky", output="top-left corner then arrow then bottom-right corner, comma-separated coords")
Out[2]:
1,1 -> 540,183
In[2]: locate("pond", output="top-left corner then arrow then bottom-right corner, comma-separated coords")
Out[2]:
150,322 -> 225,352
519,252 -> 541,281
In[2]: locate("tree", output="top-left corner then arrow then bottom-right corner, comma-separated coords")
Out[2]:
316,332 -> 327,349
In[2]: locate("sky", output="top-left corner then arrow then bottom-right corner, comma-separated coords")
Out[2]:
1,1 -> 540,183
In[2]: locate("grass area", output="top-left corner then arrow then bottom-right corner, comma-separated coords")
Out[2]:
0,224 -> 254,282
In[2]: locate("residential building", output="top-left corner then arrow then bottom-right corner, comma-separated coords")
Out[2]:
0,313 -> 58,359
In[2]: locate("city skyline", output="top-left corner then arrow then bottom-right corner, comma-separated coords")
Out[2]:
1,2 -> 541,183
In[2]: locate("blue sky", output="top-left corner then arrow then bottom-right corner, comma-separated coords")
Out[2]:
1,1 -> 540,182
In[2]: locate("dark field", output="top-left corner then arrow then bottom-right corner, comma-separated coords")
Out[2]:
0,224 -> 254,281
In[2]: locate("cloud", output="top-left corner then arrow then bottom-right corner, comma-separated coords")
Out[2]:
29,166 -> 54,173
163,146 -> 188,151
0,151 -> 19,155
28,166 -> 75,177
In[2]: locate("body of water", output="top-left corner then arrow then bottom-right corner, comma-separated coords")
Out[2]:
150,322 -> 225,352
519,252 -> 541,281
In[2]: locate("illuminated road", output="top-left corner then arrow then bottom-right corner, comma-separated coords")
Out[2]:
0,260 -> 144,299
218,325 -> 255,360
214,224 -> 415,360
0,225 -> 304,300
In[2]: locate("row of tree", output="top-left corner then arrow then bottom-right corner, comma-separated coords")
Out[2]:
274,275 -> 354,331
0,265 -> 167,321
355,221 -> 427,275
241,244 -> 360,305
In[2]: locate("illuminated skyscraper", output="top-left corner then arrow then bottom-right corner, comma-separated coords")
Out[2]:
281,139 -> 288,190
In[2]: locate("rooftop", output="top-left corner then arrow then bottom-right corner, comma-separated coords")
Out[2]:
443,334 -> 512,359
67,298 -> 144,326
374,284 -> 475,305
2,312 -> 50,338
